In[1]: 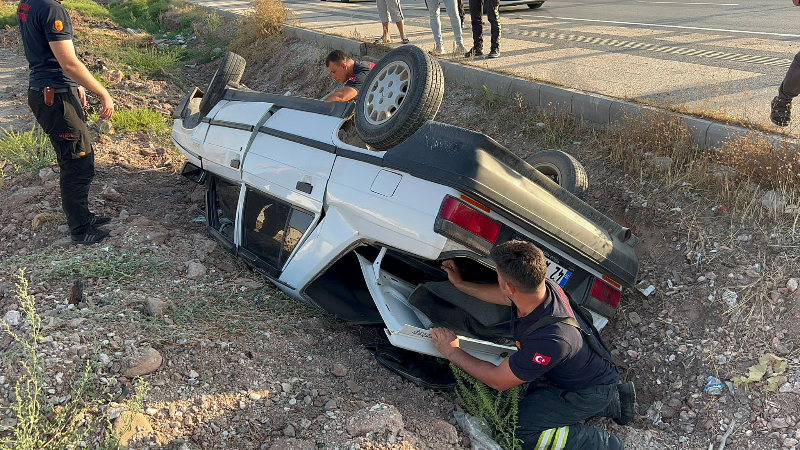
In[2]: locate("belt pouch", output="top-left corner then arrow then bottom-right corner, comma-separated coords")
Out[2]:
44,87 -> 54,106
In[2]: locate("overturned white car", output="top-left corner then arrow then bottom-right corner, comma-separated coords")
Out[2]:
171,46 -> 638,383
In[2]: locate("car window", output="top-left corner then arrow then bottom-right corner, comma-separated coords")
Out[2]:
212,177 -> 240,242
242,189 -> 315,270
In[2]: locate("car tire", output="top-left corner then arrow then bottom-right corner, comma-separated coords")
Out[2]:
199,52 -> 246,117
527,1 -> 544,8
355,45 -> 444,151
525,150 -> 589,200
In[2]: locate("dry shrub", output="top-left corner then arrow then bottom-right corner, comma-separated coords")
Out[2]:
228,0 -> 288,60
717,134 -> 800,191
602,111 -> 706,180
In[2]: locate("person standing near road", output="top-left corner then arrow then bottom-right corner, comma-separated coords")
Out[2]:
770,0 -> 800,126
425,0 -> 467,56
465,0 -> 500,58
430,241 -> 636,450
374,0 -> 409,45
323,50 -> 375,102
18,0 -> 115,245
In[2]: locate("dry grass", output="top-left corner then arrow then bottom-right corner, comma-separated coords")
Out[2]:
227,0 -> 289,61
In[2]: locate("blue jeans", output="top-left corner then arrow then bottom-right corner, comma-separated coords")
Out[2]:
426,0 -> 463,47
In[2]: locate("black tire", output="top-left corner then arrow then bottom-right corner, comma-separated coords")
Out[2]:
525,150 -> 589,200
527,1 -> 544,8
199,52 -> 246,117
355,45 -> 444,151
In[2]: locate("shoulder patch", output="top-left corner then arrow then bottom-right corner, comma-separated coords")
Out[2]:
54,20 -> 63,31
532,353 -> 551,365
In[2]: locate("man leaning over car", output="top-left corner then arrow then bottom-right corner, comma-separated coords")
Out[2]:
431,240 -> 636,450
323,50 -> 375,102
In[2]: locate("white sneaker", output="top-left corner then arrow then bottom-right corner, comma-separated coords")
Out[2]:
432,44 -> 443,55
455,44 -> 467,56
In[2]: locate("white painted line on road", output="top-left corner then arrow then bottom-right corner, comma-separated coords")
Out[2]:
636,1 -> 739,5
529,15 -> 800,38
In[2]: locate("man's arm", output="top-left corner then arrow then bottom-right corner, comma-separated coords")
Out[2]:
431,327 -> 524,391
442,260 -> 510,306
49,39 -> 114,119
323,86 -> 358,102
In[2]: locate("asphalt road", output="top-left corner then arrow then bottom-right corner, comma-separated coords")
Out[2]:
197,0 -> 800,131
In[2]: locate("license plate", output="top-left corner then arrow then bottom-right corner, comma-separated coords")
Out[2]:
545,259 -> 572,287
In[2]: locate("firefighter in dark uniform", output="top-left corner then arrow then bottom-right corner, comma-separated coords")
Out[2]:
18,0 -> 114,244
431,240 -> 637,450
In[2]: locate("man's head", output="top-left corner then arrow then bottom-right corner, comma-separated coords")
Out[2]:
490,240 -> 547,296
325,50 -> 354,83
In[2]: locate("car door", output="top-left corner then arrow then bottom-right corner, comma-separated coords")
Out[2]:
238,108 -> 344,278
201,100 -> 274,182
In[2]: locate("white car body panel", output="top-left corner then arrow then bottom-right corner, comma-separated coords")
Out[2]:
264,108 -> 343,145
327,157 -> 449,260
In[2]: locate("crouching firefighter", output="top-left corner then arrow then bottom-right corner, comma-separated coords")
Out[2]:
431,240 -> 636,450
18,0 -> 115,244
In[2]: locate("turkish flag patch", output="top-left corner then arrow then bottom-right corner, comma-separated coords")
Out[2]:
532,353 -> 551,365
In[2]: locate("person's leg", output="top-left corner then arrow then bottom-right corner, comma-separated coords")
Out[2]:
486,0 -> 501,54
772,49 -> 800,126
426,0 -> 444,51
396,20 -> 407,41
457,0 -> 465,28
385,0 -> 407,41
442,0 -> 464,49
376,0 -> 391,41
517,383 -> 623,450
29,90 -> 96,237
467,0 -> 483,54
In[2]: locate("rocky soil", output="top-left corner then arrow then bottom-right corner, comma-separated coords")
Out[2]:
2,16 -> 800,450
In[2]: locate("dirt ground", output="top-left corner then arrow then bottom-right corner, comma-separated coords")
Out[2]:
1,15 -> 800,450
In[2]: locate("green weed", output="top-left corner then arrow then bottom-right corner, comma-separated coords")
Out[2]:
120,46 -> 180,75
0,1 -> 16,28
1,270 -> 148,449
0,126 -> 54,175
89,108 -> 169,134
452,364 -> 522,450
44,248 -> 168,282
108,0 -> 169,33
62,0 -> 109,18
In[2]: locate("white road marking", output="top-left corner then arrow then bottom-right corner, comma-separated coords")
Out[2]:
636,1 -> 739,5
529,15 -> 800,38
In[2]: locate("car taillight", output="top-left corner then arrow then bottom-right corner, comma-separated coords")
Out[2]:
439,196 -> 500,243
589,278 -> 621,309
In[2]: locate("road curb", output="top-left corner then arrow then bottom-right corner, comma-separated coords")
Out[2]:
283,24 -> 790,151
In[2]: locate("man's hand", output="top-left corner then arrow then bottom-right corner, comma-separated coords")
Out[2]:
795,0 -> 800,6
441,260 -> 463,286
430,327 -> 460,359
77,86 -> 87,107
98,93 -> 114,119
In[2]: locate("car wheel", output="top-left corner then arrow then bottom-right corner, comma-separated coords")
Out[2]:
525,150 -> 588,200
199,52 -> 246,117
527,1 -> 544,8
355,45 -> 444,151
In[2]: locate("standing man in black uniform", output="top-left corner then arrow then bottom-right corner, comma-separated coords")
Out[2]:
18,0 -> 114,244
465,0 -> 500,58
769,0 -> 800,126
431,241 -> 636,450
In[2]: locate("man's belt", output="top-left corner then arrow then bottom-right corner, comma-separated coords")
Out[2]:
29,87 -> 71,93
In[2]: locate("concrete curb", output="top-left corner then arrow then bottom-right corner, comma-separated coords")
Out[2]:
282,24 -> 785,150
